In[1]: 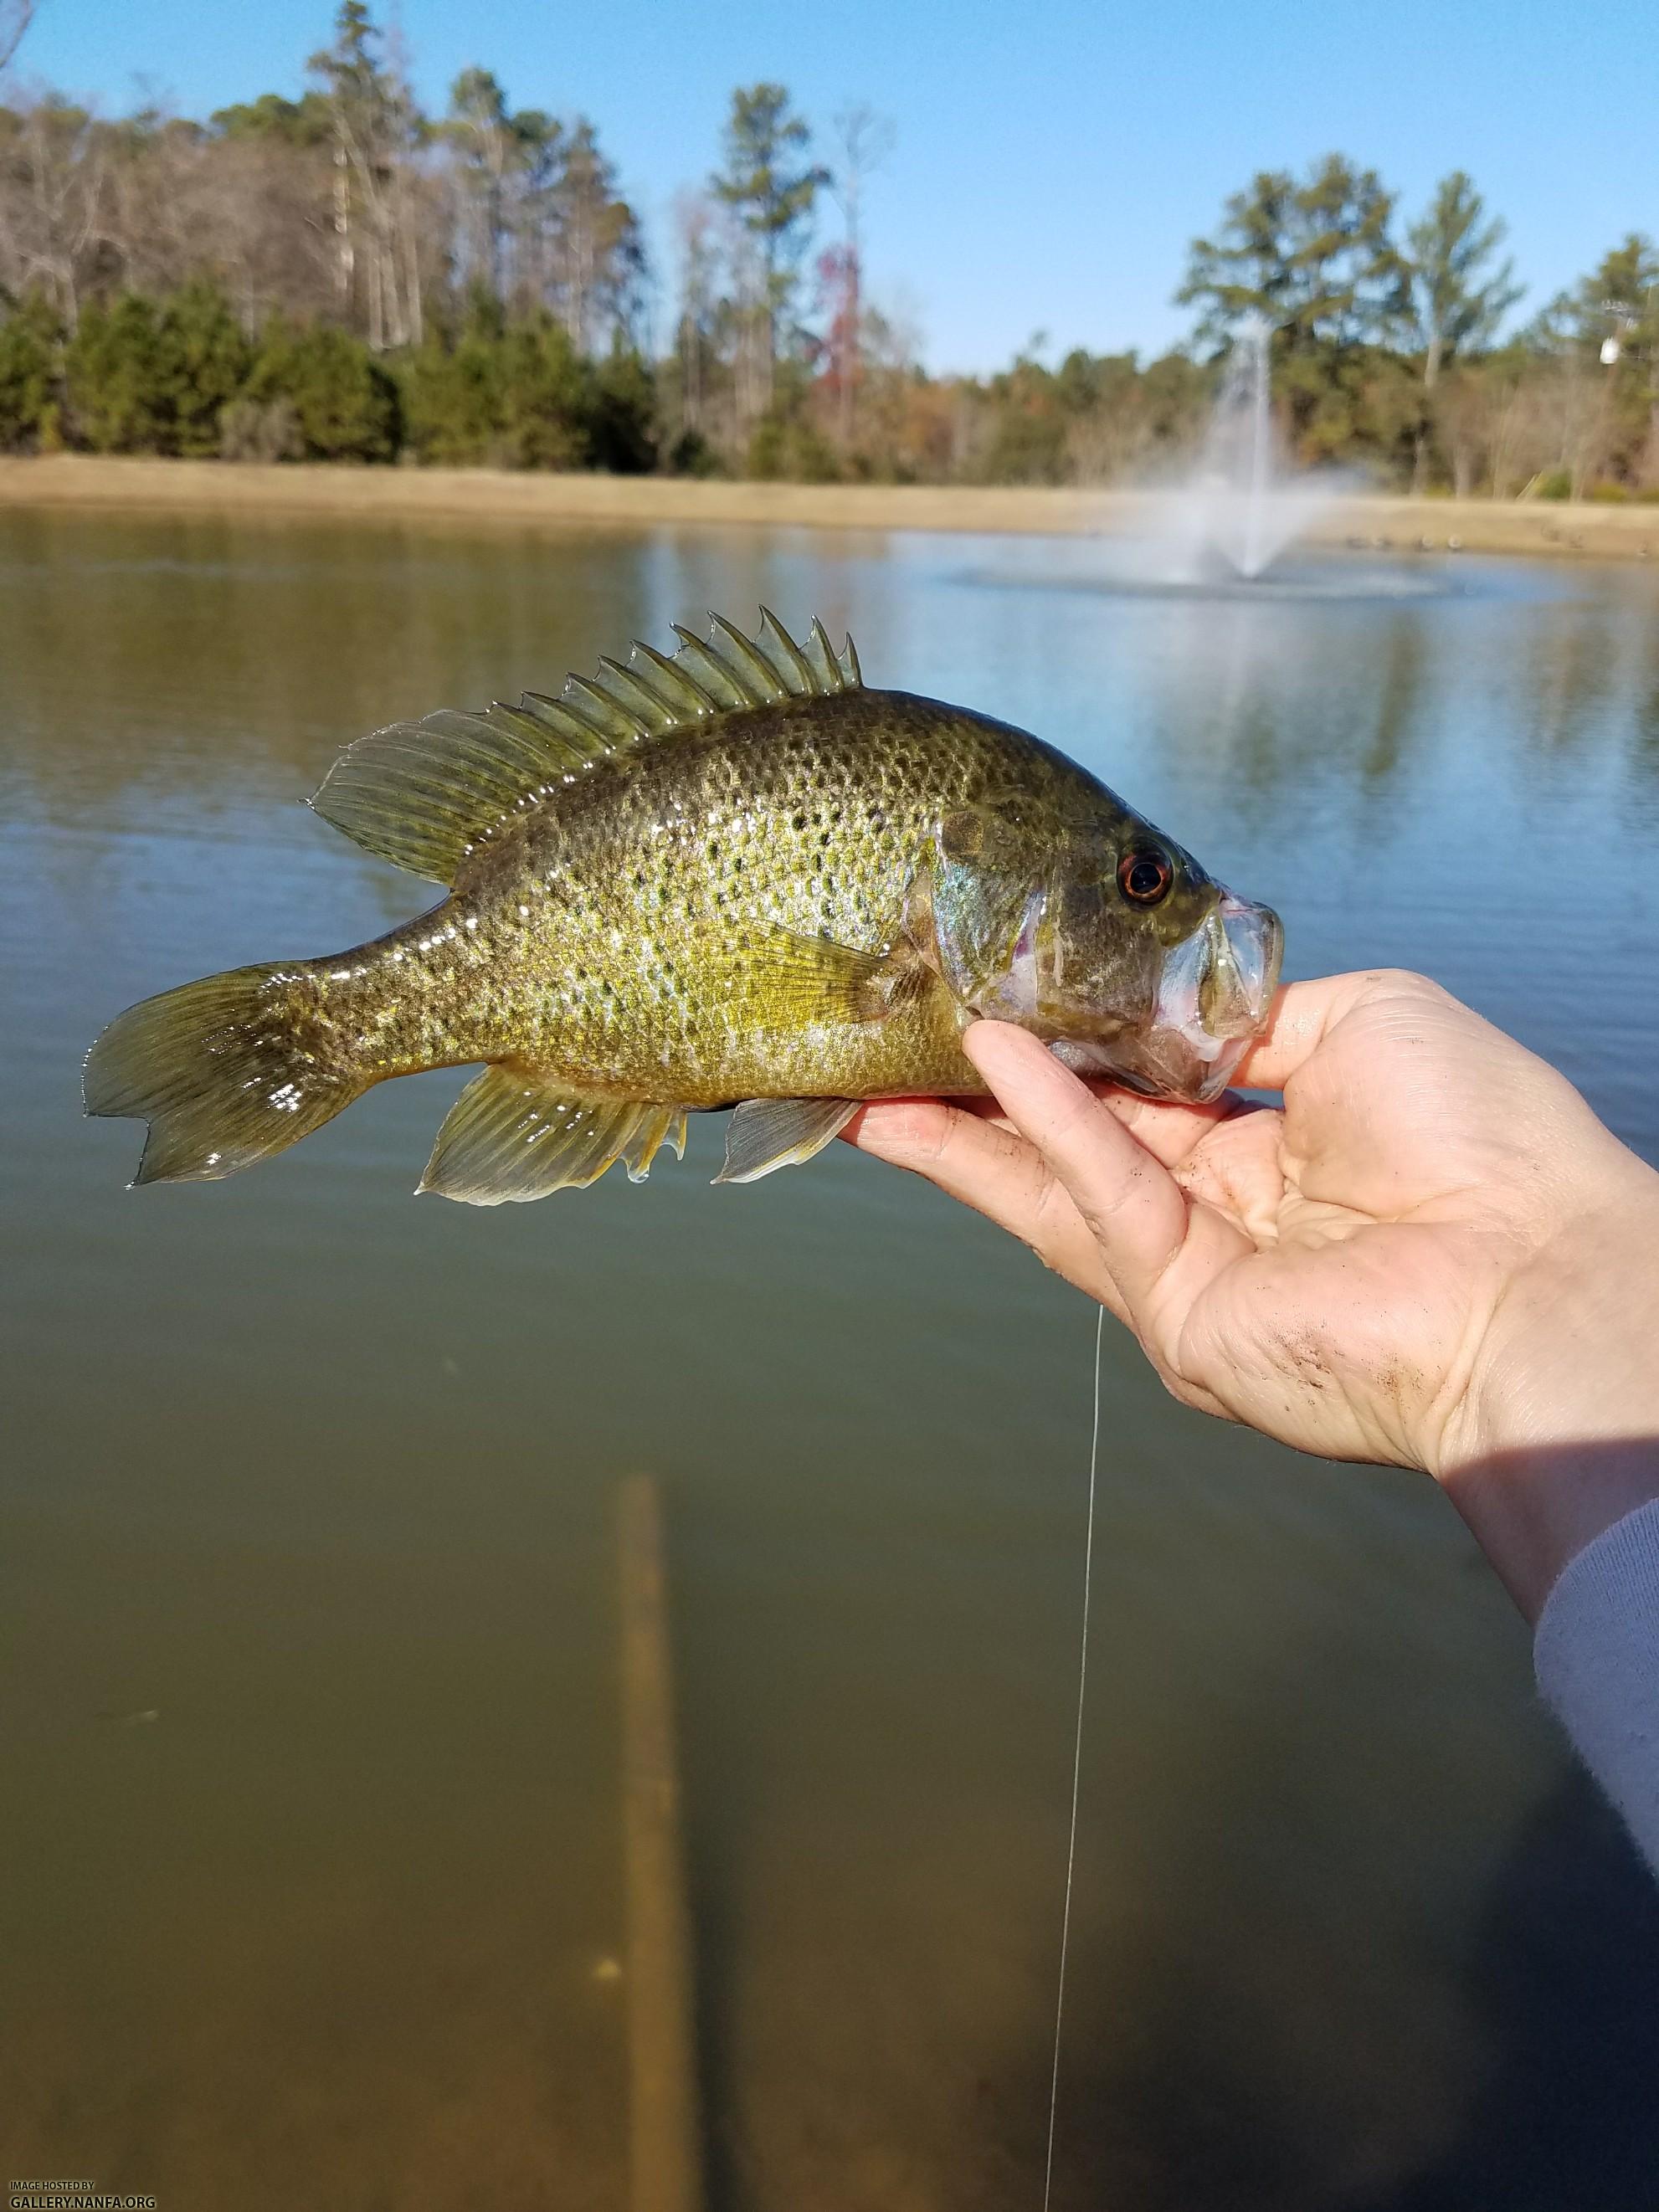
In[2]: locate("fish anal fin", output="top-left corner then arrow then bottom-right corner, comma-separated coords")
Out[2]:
714,1097 -> 859,1185
419,1069 -> 688,1205
619,1105 -> 687,1183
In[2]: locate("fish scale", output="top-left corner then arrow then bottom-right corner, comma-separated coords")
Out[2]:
84,609 -> 1283,1204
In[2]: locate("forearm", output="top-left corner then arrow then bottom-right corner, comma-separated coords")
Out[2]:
1443,1438 -> 1659,1625
1430,1155 -> 1659,1870
1436,1168 -> 1659,1622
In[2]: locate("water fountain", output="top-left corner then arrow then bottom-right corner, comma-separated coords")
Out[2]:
961,317 -> 1459,604
1144,316 -> 1336,587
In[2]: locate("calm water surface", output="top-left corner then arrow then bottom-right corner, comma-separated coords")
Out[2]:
3,508 -> 1659,2209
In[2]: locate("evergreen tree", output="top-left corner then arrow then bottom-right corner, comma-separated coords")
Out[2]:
306,0 -> 424,349
710,84 -> 827,425
65,294 -> 172,451
1179,156 -> 1412,459
1560,235 -> 1659,352
978,346 -> 1070,485
587,339 -> 657,473
445,69 -> 516,299
399,293 -> 507,464
208,90 -> 333,145
546,120 -> 645,352
444,69 -> 560,307
0,287 -> 61,449
497,314 -> 591,469
1560,236 -> 1659,486
1402,173 -> 1520,487
1406,172 -> 1522,388
1180,156 -> 1410,352
247,319 -> 398,460
158,280 -> 253,455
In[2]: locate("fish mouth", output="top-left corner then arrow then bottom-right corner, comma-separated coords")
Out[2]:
1053,889 -> 1282,1104
1208,890 -> 1283,1038
1153,890 -> 1282,1101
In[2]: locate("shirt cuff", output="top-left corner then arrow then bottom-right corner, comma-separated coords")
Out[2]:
1534,1496 -> 1659,1873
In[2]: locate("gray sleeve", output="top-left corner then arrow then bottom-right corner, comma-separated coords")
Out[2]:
1534,1497 -> 1659,1873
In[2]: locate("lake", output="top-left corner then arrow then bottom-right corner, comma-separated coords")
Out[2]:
3,506 -> 1658,2210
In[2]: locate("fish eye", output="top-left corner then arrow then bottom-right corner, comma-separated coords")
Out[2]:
1117,849 -> 1174,906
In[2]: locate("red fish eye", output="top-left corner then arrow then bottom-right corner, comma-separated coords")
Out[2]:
1117,849 -> 1173,906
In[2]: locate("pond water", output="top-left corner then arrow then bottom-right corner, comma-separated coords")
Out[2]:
3,506 -> 1658,2210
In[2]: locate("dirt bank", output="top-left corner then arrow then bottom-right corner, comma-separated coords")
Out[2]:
1,454 -> 1655,562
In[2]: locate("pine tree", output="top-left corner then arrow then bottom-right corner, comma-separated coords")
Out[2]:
159,280 -> 253,456
1179,156 -> 1412,460
1406,173 -> 1521,389
399,292 -> 506,464
247,319 -> 398,460
497,314 -> 591,469
587,339 -> 656,473
710,84 -> 826,429
0,287 -> 61,449
65,294 -> 172,451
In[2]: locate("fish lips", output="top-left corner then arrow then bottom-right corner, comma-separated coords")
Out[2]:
1050,890 -> 1284,1105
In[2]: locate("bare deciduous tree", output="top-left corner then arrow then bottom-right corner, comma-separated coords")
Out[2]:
0,95 -> 104,327
306,1 -> 423,349
0,0 -> 34,74
672,191 -> 717,440
827,103 -> 892,447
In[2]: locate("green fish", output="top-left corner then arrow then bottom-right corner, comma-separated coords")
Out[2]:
85,610 -> 1283,1202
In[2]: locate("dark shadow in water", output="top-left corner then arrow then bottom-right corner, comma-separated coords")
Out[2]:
670,1427 -> 1659,2212
690,1842 -> 748,2212
994,1769 -> 1659,2212
1355,1771 -> 1659,2212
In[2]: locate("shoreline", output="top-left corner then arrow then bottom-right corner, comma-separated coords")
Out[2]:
0,454 -> 1655,562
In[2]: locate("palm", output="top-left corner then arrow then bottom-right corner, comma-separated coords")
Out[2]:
1142,1100 -> 1507,1463
845,973 -> 1549,1474
850,970 -> 1659,1619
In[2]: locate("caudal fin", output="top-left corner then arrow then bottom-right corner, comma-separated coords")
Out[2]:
85,963 -> 367,1186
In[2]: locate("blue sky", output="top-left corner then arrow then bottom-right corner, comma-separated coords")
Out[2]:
13,0 -> 1655,371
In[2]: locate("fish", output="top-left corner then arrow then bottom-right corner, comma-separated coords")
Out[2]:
84,609 -> 1284,1204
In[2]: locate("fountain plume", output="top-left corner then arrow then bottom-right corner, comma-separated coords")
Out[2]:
1147,317 -> 1337,584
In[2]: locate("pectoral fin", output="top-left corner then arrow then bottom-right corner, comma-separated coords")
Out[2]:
419,1068 -> 687,1205
714,1096 -> 859,1185
713,924 -> 896,1030
716,921 -> 948,1038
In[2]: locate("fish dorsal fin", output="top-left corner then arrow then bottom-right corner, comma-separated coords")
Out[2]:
309,608 -> 863,885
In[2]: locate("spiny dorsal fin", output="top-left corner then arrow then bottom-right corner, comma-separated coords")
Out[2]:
310,608 -> 863,885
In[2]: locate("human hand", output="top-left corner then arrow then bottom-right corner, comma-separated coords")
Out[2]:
845,971 -> 1659,1616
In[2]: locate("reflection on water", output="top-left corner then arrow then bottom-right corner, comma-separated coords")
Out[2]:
3,510 -> 1659,2209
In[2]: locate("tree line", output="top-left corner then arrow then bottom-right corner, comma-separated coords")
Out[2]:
0,3 -> 1654,496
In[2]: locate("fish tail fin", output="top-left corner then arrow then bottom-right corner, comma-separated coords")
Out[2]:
85,962 -> 367,1186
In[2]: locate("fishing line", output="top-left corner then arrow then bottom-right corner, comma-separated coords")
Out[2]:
1041,1302 -> 1104,2212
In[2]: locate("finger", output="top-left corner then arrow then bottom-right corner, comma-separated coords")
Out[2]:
1230,970 -> 1436,1091
1091,1085 -> 1246,1168
841,1098 -> 1131,1319
945,1081 -> 1245,1171
855,1082 -> 1239,1165
962,1024 -> 1192,1313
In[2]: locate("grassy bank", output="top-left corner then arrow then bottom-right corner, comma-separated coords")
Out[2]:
1,454 -> 1656,561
